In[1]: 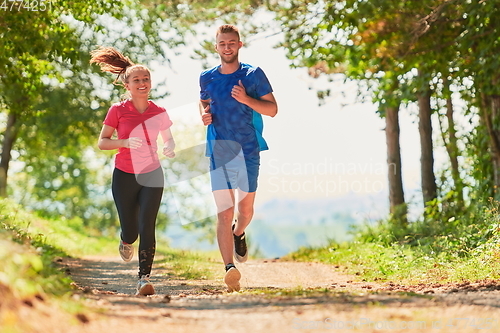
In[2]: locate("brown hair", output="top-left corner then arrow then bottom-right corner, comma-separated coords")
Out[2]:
216,24 -> 240,40
90,46 -> 149,84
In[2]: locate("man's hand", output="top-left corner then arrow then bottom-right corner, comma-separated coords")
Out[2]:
201,104 -> 212,126
231,80 -> 250,105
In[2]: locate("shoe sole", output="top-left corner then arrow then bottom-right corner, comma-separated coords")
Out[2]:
120,253 -> 133,262
137,283 -> 155,296
224,267 -> 241,292
119,242 -> 134,262
233,248 -> 248,263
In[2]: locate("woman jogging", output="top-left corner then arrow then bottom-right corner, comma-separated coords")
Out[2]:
90,46 -> 175,296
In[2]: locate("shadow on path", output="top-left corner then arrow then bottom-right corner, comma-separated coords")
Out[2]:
60,255 -> 500,315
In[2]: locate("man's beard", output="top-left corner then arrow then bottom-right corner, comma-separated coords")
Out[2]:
221,53 -> 238,64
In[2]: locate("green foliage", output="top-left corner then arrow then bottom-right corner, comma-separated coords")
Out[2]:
1,0 -> 227,227
287,241 -> 439,282
0,197 -> 221,303
0,198 -> 117,258
268,0 -> 500,249
0,237 -> 46,297
355,196 -> 499,256
288,196 -> 500,284
3,0 -> 500,259
0,0 -> 279,233
0,198 -> 74,299
0,1 -> 149,220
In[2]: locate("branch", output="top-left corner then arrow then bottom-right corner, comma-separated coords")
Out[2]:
412,0 -> 461,40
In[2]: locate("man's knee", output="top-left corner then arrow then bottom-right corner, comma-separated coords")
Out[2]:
238,203 -> 254,220
217,208 -> 234,225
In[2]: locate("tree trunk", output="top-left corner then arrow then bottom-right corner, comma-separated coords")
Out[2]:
443,78 -> 463,204
481,92 -> 500,199
417,86 -> 437,205
445,98 -> 460,184
385,103 -> 407,223
0,111 -> 18,197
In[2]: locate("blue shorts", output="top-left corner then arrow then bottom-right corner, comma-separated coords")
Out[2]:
209,151 -> 260,193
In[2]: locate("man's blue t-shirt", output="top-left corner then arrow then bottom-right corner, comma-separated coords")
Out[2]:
200,62 -> 273,159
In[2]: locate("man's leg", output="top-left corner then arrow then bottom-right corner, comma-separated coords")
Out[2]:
210,152 -> 247,291
213,189 -> 236,266
213,189 -> 242,292
234,190 -> 256,236
234,155 -> 259,237
231,190 -> 255,263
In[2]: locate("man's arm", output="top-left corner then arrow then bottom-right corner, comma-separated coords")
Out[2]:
231,80 -> 278,117
245,92 -> 278,117
200,99 -> 212,125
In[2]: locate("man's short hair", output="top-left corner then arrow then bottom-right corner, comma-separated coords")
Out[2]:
216,24 -> 240,40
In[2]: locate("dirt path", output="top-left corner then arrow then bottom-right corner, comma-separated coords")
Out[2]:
50,256 -> 500,333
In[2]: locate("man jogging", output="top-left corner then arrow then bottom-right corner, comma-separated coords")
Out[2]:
199,24 -> 278,292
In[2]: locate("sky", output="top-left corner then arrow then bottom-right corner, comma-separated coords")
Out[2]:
153,28 -> 431,219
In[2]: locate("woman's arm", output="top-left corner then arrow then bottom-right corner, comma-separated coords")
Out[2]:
160,128 -> 176,158
98,124 -> 142,150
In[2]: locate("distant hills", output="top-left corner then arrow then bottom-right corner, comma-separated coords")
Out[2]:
165,191 -> 391,258
250,192 -> 389,258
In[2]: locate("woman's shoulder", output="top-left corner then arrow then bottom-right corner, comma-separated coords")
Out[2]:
148,100 -> 167,112
109,99 -> 130,111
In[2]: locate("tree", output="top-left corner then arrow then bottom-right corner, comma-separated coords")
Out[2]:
271,0 -> 500,222
1,0 -> 274,229
273,0 -> 419,222
0,1 -> 120,197
0,1 -> 192,229
384,84 -> 407,222
413,0 -> 500,202
407,0 -> 466,211
435,75 -> 464,206
416,73 -> 437,205
458,1 -> 500,200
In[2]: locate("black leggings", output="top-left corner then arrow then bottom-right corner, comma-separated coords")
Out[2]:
112,167 -> 164,278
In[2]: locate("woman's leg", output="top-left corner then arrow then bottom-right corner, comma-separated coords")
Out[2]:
136,167 -> 164,278
112,168 -> 141,244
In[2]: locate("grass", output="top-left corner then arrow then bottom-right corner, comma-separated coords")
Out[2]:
0,197 -> 221,280
5,193 -> 498,295
1,200 -> 117,258
0,210 -> 74,298
0,197 -> 222,333
243,286 -> 433,302
283,227 -> 500,285
3,192 -> 500,332
156,247 -> 221,280
280,196 -> 500,285
241,286 -> 334,297
0,206 -> 82,333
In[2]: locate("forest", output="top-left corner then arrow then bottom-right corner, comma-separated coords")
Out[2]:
1,0 -> 500,252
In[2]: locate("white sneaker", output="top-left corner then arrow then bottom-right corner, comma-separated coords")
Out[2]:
119,240 -> 133,262
224,265 -> 241,292
137,275 -> 155,296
